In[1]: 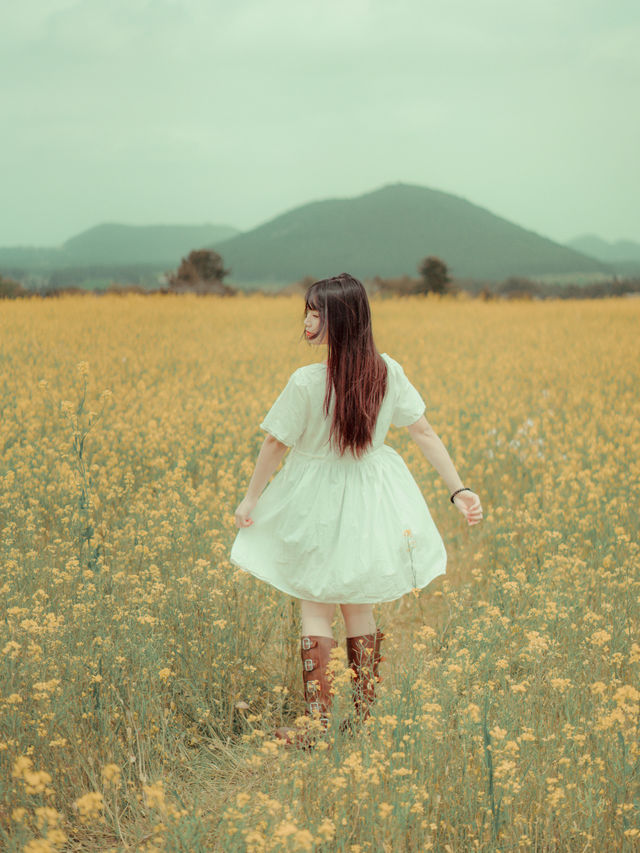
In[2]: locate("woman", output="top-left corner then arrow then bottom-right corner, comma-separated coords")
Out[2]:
231,273 -> 482,744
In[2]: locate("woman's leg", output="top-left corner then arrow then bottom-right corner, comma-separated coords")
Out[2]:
340,603 -> 376,637
341,604 -> 382,721
299,599 -> 336,638
276,600 -> 337,745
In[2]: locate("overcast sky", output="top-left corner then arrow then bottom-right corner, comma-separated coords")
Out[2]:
1,0 -> 638,246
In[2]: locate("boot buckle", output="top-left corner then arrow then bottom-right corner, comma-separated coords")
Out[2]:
306,681 -> 317,694
301,637 -> 314,650
308,701 -> 321,714
303,658 -> 315,672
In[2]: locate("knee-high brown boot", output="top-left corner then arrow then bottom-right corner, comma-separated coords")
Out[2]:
346,629 -> 385,722
275,635 -> 338,746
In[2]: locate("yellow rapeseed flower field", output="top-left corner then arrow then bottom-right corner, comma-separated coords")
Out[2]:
0,293 -> 638,851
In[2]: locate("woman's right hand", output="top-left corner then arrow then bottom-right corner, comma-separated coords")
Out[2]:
235,497 -> 257,528
453,490 -> 483,526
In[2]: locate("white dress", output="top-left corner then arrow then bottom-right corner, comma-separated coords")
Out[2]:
230,353 -> 447,604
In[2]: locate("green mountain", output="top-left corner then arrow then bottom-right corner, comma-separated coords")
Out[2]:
0,223 -> 239,271
566,235 -> 640,274
212,184 -> 609,283
62,223 -> 239,265
0,247 -> 64,270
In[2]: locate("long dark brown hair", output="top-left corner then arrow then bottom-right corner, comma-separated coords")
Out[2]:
305,273 -> 387,457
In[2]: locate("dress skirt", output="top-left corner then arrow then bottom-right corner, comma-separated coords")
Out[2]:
230,444 -> 447,604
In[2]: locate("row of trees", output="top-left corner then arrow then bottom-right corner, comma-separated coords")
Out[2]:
3,249 -> 639,299
0,250 -> 451,297
165,252 -> 640,299
166,251 -> 453,295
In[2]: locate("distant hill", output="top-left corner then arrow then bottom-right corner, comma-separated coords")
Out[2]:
0,223 -> 239,271
62,223 -> 239,265
211,184 -> 609,283
566,235 -> 640,274
0,247 -> 64,270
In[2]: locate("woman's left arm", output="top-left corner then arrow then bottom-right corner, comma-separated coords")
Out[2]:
407,415 -> 483,526
234,434 -> 289,527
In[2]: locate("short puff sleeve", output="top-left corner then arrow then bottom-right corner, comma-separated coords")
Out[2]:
260,370 -> 308,446
390,360 -> 426,427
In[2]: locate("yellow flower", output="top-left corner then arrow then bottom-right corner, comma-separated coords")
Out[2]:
294,829 -> 314,851
34,806 -> 62,829
244,829 -> 266,851
613,684 -> 640,705
489,725 -> 507,741
317,818 -> 335,842
589,630 -> 611,647
46,829 -> 67,846
550,677 -> 572,690
12,756 -> 33,778
273,820 -> 298,839
73,791 -> 105,823
2,640 -> 21,656
378,802 -> 394,818
143,780 -> 166,812
525,630 -> 549,653
12,756 -> 53,796
23,840 -> 56,853
494,759 -> 517,780
464,702 -> 481,722
101,763 -> 121,787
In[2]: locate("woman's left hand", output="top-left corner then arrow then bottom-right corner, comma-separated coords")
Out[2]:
235,497 -> 257,528
453,490 -> 483,526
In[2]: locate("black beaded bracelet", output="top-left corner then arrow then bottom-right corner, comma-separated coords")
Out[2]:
450,487 -> 472,504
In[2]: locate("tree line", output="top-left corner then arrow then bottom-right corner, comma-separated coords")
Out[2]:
1,249 -> 639,299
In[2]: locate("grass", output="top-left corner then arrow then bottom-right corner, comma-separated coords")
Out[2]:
0,294 -> 638,851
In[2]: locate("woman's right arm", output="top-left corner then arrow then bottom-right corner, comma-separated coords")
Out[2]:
407,416 -> 483,526
234,434 -> 289,528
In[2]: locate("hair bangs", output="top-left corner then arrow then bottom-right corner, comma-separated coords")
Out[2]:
304,282 -> 323,314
